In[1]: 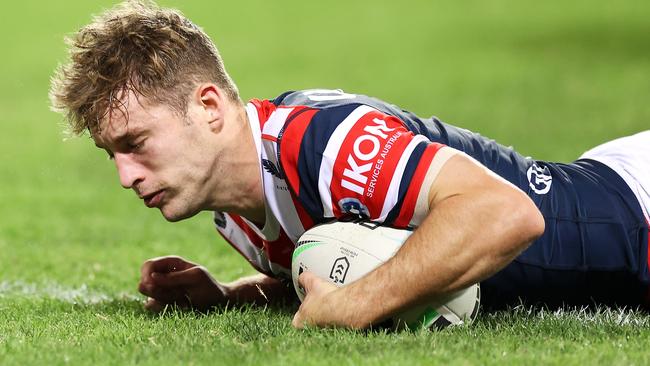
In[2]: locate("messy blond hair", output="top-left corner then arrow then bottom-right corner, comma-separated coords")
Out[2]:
50,0 -> 240,135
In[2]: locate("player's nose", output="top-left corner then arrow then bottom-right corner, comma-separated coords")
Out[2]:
113,153 -> 144,189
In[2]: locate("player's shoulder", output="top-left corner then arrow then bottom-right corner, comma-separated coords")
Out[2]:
264,89 -> 405,147
270,89 -> 408,114
264,88 -> 421,135
271,89 -> 362,109
251,89 -> 368,137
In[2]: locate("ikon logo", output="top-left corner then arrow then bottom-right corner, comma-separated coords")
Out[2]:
329,257 -> 350,284
341,117 -> 395,195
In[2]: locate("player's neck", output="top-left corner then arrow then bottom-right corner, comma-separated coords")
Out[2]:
230,107 -> 266,224
206,104 -> 266,225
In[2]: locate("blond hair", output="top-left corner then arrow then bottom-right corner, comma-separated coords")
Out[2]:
50,0 -> 240,135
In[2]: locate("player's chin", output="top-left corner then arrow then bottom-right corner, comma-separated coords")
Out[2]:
159,203 -> 199,222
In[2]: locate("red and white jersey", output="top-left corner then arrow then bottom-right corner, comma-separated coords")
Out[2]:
214,89 -> 457,279
215,89 -> 650,306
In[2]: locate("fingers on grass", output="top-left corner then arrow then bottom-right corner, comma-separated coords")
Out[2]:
144,298 -> 165,313
139,283 -> 187,304
151,266 -> 207,287
140,256 -> 194,279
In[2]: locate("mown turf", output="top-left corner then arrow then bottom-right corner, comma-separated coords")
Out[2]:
1,0 -> 650,365
2,296 -> 650,365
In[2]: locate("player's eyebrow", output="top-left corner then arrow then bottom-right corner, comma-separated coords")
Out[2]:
93,127 -> 145,149
93,132 -> 128,156
93,133 -> 123,150
92,141 -> 115,159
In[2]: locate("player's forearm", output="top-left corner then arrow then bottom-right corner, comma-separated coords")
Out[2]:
223,273 -> 295,306
332,184 -> 544,327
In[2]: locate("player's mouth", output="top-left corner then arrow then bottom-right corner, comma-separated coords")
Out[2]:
142,190 -> 165,208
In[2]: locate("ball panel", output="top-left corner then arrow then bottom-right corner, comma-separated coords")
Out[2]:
300,220 -> 412,261
441,283 -> 481,322
394,305 -> 440,331
292,239 -> 386,301
292,221 -> 481,329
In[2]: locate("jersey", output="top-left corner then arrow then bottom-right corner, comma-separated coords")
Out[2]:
214,89 -> 650,308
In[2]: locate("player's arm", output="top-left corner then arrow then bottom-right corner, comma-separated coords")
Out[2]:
293,151 -> 545,328
138,256 -> 294,311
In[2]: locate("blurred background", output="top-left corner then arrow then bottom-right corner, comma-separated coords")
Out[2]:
0,0 -> 648,296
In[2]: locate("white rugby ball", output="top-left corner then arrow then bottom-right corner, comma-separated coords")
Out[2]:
292,220 -> 480,330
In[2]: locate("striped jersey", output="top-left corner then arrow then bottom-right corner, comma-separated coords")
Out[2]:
214,89 -> 454,280
214,89 -> 649,306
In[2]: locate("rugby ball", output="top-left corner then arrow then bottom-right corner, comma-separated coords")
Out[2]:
292,220 -> 480,330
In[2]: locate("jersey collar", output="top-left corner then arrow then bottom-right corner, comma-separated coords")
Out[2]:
243,102 -> 279,240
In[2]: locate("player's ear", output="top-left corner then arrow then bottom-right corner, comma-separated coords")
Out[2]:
195,83 -> 224,133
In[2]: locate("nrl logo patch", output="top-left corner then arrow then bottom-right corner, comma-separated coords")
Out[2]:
329,256 -> 350,284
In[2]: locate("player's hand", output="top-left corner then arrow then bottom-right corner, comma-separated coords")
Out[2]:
292,271 -> 354,329
138,255 -> 228,312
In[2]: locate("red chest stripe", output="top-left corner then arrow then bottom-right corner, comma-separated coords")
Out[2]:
229,215 -> 264,249
279,108 -> 319,197
228,214 -> 293,270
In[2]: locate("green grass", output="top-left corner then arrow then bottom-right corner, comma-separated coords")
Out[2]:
2,297 -> 649,365
1,0 -> 650,364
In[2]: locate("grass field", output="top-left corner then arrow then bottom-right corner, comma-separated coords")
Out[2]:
1,0 -> 650,364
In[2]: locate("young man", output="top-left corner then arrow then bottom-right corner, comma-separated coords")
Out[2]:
50,2 -> 649,328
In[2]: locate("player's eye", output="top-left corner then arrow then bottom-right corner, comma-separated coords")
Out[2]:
127,139 -> 145,151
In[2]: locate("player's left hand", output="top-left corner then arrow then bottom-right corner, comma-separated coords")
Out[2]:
292,271 -> 352,329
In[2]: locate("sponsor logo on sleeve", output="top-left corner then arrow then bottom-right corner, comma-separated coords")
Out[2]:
527,163 -> 552,194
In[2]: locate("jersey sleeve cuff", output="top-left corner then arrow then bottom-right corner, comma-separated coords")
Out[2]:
411,146 -> 460,226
